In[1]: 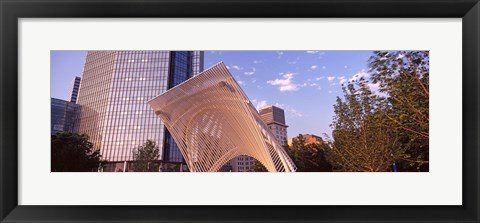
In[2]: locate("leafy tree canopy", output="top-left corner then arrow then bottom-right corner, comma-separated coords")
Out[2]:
325,51 -> 429,172
51,132 -> 101,172
132,140 -> 160,172
286,135 -> 333,172
369,51 -> 429,171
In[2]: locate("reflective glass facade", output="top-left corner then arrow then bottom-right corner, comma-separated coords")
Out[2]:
77,51 -> 203,163
163,51 -> 204,163
51,98 -> 79,135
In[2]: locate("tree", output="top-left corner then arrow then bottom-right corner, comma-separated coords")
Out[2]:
253,159 -> 268,172
51,132 -> 101,172
369,51 -> 429,171
132,140 -> 160,172
326,79 -> 398,172
286,135 -> 333,172
325,51 -> 429,172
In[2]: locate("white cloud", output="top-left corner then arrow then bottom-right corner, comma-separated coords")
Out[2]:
273,103 -> 303,118
338,76 -> 347,84
344,65 -> 348,69
252,99 -> 268,110
231,65 -> 243,71
267,73 -> 299,92
316,76 -> 325,81
322,66 -> 326,69
253,100 -> 303,118
277,51 -> 284,59
279,85 -> 298,92
253,60 -> 264,64
244,68 -> 256,75
350,70 -> 370,82
237,80 -> 246,86
368,82 -> 380,92
310,65 -> 318,70
287,108 -> 303,118
251,78 -> 257,83
327,76 -> 335,81
309,83 -> 319,87
367,82 -> 388,97
306,51 -> 319,54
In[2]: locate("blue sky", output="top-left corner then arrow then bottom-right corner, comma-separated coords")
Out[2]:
51,50 -> 374,138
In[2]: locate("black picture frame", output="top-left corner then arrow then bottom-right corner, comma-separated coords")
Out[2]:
1,0 -> 479,222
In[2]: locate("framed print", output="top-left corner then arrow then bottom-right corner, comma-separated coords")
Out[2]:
1,0 -> 479,222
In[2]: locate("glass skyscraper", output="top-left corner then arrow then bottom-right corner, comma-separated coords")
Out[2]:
51,98 -> 79,135
76,51 -> 203,168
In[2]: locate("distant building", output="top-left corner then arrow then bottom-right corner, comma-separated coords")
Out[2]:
288,134 -> 323,146
226,155 -> 256,172
51,98 -> 79,135
259,105 -> 288,144
225,105 -> 288,172
69,76 -> 81,103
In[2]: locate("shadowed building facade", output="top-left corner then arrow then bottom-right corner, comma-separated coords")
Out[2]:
51,98 -> 79,135
148,62 -> 297,172
76,51 -> 203,170
51,76 -> 82,135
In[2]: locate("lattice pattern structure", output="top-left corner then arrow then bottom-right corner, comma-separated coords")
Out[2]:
148,62 -> 297,172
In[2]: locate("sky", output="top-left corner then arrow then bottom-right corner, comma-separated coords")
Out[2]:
51,50 -> 374,138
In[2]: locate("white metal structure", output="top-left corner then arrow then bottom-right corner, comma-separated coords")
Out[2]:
148,62 -> 297,172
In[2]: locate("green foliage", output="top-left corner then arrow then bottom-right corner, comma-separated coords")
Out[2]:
132,140 -> 161,172
51,132 -> 101,172
369,51 -> 429,171
286,135 -> 333,172
327,80 -> 397,172
326,51 -> 429,172
160,162 -> 185,172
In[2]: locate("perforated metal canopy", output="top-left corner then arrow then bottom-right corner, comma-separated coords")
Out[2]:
148,62 -> 297,172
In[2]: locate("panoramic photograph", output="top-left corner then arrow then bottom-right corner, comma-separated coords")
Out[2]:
51,50 -> 429,172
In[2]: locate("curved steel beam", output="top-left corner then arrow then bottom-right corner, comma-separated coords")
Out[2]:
148,62 -> 297,172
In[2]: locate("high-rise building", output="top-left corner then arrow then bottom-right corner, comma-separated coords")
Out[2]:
51,98 -> 79,135
69,76 -> 81,103
76,51 -> 203,170
259,105 -> 288,144
225,105 -> 288,172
